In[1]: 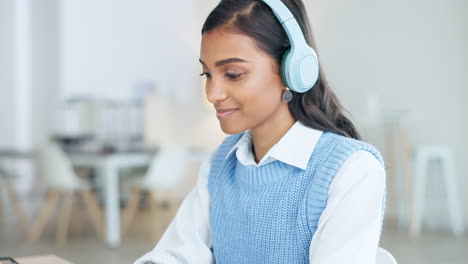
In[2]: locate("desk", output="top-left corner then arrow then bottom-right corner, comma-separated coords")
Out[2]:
69,151 -> 153,248
0,150 -> 35,159
15,255 -> 72,264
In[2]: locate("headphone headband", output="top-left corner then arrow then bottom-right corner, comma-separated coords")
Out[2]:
261,0 -> 307,49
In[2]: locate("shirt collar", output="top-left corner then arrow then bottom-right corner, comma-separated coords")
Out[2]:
225,121 -> 323,170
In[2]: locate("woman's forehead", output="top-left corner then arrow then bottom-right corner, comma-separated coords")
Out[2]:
200,29 -> 261,63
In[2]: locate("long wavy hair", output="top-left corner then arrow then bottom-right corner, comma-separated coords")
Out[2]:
202,0 -> 361,140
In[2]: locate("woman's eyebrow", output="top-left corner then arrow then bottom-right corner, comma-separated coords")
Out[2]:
199,58 -> 249,67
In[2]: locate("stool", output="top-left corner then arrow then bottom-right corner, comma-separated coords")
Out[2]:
410,145 -> 464,238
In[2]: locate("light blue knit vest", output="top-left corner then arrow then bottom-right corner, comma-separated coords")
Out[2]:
208,131 -> 385,264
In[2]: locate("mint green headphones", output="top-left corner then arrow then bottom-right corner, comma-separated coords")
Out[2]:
219,0 -> 320,93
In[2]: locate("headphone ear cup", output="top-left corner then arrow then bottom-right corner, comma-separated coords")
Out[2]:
298,48 -> 319,90
281,46 -> 319,93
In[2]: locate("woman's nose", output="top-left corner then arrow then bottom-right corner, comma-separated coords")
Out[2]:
206,79 -> 228,104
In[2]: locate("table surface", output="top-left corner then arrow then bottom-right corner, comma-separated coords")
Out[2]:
14,255 -> 72,264
0,147 -> 157,157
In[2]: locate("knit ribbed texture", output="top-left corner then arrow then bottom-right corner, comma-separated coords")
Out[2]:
208,132 -> 385,264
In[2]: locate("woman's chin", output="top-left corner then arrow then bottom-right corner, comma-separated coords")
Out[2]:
219,121 -> 246,135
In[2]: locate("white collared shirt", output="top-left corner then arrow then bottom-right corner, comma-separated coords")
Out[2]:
134,121 -> 386,264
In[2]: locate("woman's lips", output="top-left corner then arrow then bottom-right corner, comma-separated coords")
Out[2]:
216,108 -> 239,119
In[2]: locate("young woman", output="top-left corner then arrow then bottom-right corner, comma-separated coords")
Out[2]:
135,0 -> 386,263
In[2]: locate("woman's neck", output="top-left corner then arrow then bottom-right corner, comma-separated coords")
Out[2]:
250,106 -> 296,164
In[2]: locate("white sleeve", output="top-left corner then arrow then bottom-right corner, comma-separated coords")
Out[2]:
133,155 -> 214,264
309,151 -> 386,264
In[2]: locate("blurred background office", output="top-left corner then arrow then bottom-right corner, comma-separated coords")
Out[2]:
0,0 -> 466,263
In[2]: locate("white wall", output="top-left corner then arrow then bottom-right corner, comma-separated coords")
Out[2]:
31,0 -> 60,147
2,0 -> 216,148
60,0 -> 204,104
0,0 -> 61,150
0,0 -> 16,148
307,0 -> 468,224
59,0 -> 227,152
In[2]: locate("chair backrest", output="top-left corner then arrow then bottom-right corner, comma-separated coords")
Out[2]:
377,247 -> 397,264
37,143 -> 83,190
141,144 -> 191,190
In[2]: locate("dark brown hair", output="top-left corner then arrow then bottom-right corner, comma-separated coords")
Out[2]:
202,0 -> 361,140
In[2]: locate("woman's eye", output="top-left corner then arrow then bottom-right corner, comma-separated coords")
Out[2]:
225,72 -> 243,80
200,71 -> 212,79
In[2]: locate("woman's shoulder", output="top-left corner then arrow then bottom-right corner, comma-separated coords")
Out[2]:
328,149 -> 386,203
318,132 -> 384,166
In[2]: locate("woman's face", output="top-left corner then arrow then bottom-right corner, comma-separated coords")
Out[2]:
200,27 -> 287,135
